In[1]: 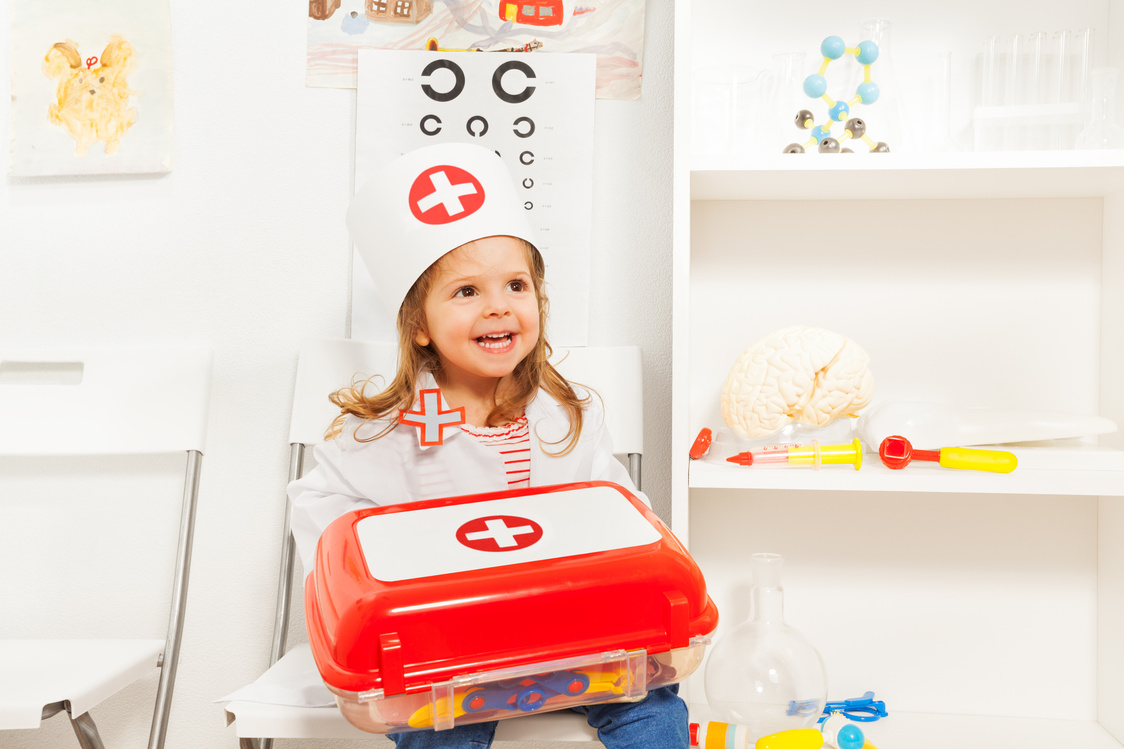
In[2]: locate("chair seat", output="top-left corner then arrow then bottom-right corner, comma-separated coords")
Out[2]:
224,644 -> 600,742
0,638 -> 164,729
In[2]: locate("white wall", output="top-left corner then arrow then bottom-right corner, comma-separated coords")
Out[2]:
0,0 -> 675,746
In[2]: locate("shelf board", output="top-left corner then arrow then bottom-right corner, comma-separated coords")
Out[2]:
691,150 -> 1124,201
685,707 -> 1123,749
689,446 -> 1124,496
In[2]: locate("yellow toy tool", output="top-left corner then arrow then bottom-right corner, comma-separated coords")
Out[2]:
755,729 -> 824,749
879,435 -> 1017,473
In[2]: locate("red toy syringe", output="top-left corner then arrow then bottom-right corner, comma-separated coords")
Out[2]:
726,439 -> 863,470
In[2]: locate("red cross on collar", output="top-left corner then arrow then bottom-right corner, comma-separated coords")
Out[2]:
399,388 -> 466,446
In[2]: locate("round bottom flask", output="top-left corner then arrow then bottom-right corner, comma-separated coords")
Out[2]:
704,553 -> 827,741
1075,68 -> 1124,150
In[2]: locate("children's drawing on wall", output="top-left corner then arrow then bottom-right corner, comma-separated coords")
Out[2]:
307,0 -> 645,99
43,37 -> 136,158
9,0 -> 174,176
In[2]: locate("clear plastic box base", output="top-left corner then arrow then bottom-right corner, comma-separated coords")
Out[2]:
332,638 -> 709,734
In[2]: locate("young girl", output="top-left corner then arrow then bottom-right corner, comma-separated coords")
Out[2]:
288,143 -> 689,749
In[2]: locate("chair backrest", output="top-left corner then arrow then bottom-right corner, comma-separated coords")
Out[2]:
550,345 -> 644,459
288,338 -> 400,447
0,346 -> 212,456
0,344 -> 212,749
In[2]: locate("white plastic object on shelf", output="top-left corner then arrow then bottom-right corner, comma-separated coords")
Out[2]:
854,400 -> 1117,449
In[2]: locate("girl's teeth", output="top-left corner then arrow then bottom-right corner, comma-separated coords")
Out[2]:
477,334 -> 511,349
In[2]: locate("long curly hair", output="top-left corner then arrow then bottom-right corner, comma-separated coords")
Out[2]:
326,238 -> 589,455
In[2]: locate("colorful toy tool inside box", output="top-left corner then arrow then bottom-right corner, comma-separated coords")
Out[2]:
305,481 -> 719,733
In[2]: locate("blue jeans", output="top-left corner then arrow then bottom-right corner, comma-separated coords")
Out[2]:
388,685 -> 688,748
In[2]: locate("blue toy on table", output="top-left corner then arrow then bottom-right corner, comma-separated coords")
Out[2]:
816,691 -> 888,722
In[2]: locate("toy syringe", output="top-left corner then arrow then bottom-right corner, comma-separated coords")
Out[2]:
727,439 -> 863,470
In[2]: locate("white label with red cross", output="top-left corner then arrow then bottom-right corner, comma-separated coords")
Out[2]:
355,486 -> 661,582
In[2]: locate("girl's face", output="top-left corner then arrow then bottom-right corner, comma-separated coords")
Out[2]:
416,235 -> 540,389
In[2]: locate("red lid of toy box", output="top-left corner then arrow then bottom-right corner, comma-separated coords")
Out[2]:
306,481 -> 718,697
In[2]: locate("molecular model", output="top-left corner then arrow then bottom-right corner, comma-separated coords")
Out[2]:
783,35 -> 891,154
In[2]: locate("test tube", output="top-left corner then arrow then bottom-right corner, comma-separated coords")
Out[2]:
1004,34 -> 1023,149
978,35 -> 1000,151
934,51 -> 957,152
1049,29 -> 1068,149
1070,28 -> 1094,149
1072,28 -> 1094,102
1024,32 -> 1046,149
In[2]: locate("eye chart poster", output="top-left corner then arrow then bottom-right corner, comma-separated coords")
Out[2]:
351,50 -> 596,346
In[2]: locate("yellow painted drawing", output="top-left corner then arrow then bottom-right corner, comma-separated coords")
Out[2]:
43,36 -> 137,156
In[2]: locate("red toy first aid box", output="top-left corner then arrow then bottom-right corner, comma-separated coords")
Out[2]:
305,481 -> 719,733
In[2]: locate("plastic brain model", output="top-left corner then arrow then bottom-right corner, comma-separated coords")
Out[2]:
721,325 -> 875,439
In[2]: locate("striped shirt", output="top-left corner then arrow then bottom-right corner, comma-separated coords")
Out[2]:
460,415 -> 531,488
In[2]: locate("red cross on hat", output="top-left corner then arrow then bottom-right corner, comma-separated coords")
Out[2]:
399,388 -> 466,446
409,165 -> 486,225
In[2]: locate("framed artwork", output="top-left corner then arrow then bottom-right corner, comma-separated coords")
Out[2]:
9,0 -> 174,176
308,0 -> 645,99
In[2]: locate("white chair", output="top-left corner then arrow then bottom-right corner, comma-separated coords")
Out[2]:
224,338 -> 644,748
0,345 -> 213,749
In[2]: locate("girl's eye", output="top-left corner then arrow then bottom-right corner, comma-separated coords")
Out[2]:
453,287 -> 476,298
508,280 -> 528,292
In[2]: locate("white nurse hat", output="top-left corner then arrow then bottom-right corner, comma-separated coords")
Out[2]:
346,142 -> 537,319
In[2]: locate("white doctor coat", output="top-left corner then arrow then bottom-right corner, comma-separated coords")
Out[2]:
288,372 -> 647,573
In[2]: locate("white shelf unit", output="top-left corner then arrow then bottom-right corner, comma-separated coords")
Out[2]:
671,2 -> 1124,748
689,447 -> 1124,497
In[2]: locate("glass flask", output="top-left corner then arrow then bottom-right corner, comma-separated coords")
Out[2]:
852,17 -> 912,153
704,553 -> 828,741
1075,68 -> 1124,149
692,65 -> 766,158
765,51 -> 808,153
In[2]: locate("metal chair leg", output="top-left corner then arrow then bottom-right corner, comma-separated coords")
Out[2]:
41,702 -> 66,720
239,738 -> 262,749
68,711 -> 106,749
149,449 -> 203,749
